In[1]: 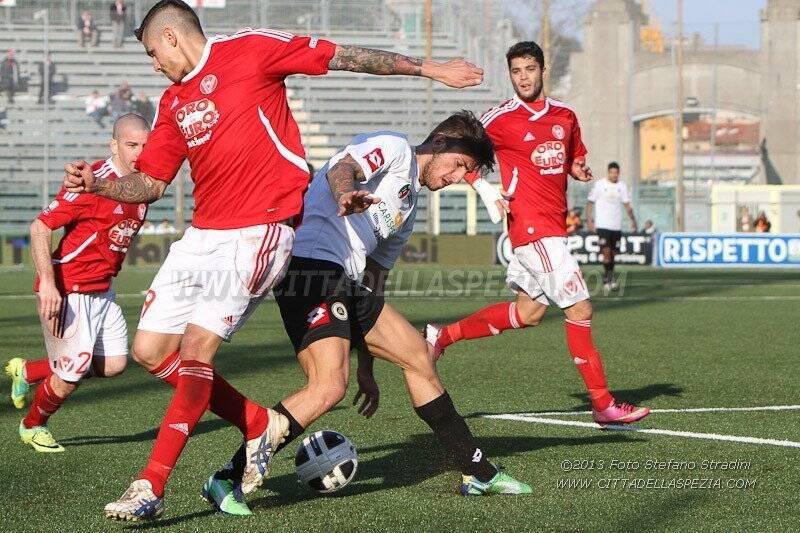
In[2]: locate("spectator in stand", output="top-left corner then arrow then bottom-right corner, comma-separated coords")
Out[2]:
566,208 -> 582,234
76,11 -> 100,48
132,92 -> 155,124
157,219 -> 176,235
642,219 -> 656,235
108,82 -> 133,120
110,0 -> 128,48
37,53 -> 57,104
1,50 -> 19,105
739,206 -> 753,232
85,90 -> 108,128
755,211 -> 771,233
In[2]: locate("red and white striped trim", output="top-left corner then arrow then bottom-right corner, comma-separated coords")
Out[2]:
532,240 -> 553,273
247,224 -> 281,294
480,99 -> 520,128
53,232 -> 97,264
155,356 -> 180,380
565,319 -> 592,328
509,302 -> 521,329
63,191 -> 80,202
178,366 -> 214,380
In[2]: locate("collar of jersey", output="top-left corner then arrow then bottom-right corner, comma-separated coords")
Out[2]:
105,157 -> 123,179
514,95 -> 550,122
182,36 -> 217,84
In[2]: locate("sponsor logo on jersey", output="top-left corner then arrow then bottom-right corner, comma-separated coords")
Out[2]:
200,74 -> 218,95
307,303 -> 331,328
114,204 -> 124,215
175,98 -> 220,148
138,203 -> 147,220
531,140 -> 566,174
108,219 -> 142,252
42,200 -> 59,215
552,124 -> 565,140
398,183 -> 411,199
370,201 -> 401,239
363,147 -> 385,172
523,132 -> 535,142
331,301 -> 348,321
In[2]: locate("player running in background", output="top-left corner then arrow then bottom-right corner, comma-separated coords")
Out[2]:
4,114 -> 150,452
586,161 -> 637,291
426,42 -> 650,425
206,112 -> 529,513
62,0 -> 485,521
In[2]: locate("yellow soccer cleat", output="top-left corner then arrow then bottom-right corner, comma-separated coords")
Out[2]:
5,358 -> 30,409
19,422 -> 65,453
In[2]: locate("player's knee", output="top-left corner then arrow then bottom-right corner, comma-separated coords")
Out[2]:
517,300 -> 546,327
99,357 -> 127,377
130,343 -> 160,370
566,300 -> 593,321
316,379 -> 348,412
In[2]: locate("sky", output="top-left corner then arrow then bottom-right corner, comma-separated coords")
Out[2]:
647,0 -> 766,48
503,0 -> 767,49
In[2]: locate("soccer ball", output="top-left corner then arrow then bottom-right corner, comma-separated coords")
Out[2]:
295,430 -> 358,494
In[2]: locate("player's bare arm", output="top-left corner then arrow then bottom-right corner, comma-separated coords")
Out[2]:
30,219 -> 62,321
328,45 -> 483,88
625,203 -> 637,231
63,160 -> 166,203
585,200 -> 595,232
326,154 -> 379,216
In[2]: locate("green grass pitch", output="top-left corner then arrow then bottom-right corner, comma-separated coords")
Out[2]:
0,265 -> 798,532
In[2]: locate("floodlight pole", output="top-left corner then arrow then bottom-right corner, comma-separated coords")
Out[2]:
674,0 -> 685,231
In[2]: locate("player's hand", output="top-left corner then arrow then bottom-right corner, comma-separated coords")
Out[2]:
64,160 -> 97,193
495,198 -> 510,220
500,188 -> 514,202
570,159 -> 593,182
36,282 -> 62,322
337,190 -> 380,216
353,369 -> 380,418
425,58 -> 483,88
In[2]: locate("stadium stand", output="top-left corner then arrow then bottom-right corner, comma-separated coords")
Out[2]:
0,1 -> 512,234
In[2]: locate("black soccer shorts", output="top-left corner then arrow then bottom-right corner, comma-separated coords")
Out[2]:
273,256 -> 384,354
596,228 -> 623,251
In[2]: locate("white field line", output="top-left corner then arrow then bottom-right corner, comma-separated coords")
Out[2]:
512,405 -> 800,417
483,413 -> 800,449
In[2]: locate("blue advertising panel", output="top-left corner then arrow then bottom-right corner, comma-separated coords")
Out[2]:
656,233 -> 800,268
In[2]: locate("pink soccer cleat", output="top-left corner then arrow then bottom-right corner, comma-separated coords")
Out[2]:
592,401 -> 650,425
424,323 -> 445,361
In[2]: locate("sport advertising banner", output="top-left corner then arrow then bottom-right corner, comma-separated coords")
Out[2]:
496,232 -> 654,266
656,233 -> 800,268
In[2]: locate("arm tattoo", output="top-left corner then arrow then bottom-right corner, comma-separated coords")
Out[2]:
95,172 -> 165,203
326,155 -> 365,204
329,45 -> 423,76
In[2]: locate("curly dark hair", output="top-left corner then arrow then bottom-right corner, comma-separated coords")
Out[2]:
422,110 -> 495,174
506,41 -> 545,69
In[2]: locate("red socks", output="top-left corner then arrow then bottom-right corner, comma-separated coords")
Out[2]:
564,320 -> 614,411
23,358 -> 52,385
22,376 -> 66,428
149,351 -> 269,440
438,302 -> 524,348
141,360 -> 213,497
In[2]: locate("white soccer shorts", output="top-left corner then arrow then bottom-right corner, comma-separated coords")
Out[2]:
40,289 -> 128,383
138,223 -> 294,341
506,236 -> 590,308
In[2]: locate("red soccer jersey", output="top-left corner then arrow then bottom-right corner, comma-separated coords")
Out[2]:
135,28 -> 337,230
481,96 -> 587,248
36,159 -> 148,294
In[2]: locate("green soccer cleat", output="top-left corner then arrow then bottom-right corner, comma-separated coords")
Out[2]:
19,422 -> 64,453
201,475 -> 253,516
5,358 -> 29,409
460,469 -> 532,496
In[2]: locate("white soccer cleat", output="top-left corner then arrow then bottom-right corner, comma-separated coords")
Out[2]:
104,479 -> 164,521
424,323 -> 445,360
241,408 -> 289,494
